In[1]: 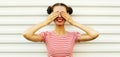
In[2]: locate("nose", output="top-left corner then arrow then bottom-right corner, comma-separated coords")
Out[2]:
58,14 -> 61,17
58,12 -> 62,17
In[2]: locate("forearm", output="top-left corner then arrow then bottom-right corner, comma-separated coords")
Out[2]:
23,12 -> 58,37
23,20 -> 49,36
71,20 -> 99,37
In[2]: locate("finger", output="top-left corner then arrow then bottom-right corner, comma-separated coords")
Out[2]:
61,11 -> 69,17
61,12 -> 68,19
61,11 -> 65,17
61,12 -> 71,21
55,11 -> 59,16
52,12 -> 58,17
48,12 -> 58,20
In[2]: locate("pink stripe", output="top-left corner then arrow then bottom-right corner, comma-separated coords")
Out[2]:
40,31 -> 80,57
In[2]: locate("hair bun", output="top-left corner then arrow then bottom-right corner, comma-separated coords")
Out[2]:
67,7 -> 73,14
47,3 -> 73,15
47,6 -> 52,14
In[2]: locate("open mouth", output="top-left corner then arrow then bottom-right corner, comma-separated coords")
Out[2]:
56,17 -> 64,22
57,19 -> 63,22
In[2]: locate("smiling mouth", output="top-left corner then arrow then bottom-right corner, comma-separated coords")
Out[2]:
56,17 -> 64,22
57,19 -> 63,22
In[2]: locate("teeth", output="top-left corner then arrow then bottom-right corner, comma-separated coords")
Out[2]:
58,19 -> 62,22
57,19 -> 63,22
56,18 -> 63,22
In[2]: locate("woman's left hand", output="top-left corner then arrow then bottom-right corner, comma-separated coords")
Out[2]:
61,11 -> 74,25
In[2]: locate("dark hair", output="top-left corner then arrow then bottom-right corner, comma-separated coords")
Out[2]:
47,3 -> 73,15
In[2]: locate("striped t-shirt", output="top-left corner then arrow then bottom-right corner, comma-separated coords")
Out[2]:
40,31 -> 80,57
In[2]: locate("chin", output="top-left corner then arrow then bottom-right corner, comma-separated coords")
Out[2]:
56,23 -> 64,26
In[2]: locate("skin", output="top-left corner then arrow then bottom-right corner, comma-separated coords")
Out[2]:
22,6 -> 99,42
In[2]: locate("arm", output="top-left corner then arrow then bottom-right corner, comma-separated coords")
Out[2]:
61,12 -> 99,41
71,21 -> 99,41
22,12 -> 58,42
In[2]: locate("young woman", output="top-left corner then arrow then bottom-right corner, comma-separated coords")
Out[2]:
23,3 -> 99,57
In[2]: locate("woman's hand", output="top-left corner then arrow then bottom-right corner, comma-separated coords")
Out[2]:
61,11 -> 74,25
45,12 -> 58,25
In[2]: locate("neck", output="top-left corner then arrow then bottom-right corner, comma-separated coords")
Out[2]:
54,25 -> 66,35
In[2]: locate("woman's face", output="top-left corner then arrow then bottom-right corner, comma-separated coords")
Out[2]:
53,6 -> 67,26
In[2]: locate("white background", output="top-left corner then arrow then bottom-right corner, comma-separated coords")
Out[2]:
0,0 -> 120,57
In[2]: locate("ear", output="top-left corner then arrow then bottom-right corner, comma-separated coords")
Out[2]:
67,7 -> 73,15
47,6 -> 53,14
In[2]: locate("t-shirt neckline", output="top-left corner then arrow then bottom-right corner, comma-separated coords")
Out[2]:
52,31 -> 68,37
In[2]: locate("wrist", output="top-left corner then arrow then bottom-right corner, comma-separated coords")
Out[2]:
68,19 -> 75,25
45,18 -> 53,24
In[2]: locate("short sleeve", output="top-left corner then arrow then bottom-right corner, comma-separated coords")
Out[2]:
74,32 -> 81,42
39,31 -> 47,43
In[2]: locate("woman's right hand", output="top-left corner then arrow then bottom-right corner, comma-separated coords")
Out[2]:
45,12 -> 58,24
